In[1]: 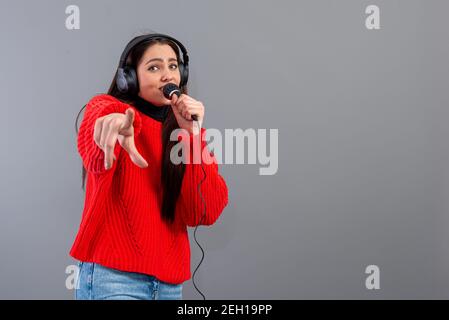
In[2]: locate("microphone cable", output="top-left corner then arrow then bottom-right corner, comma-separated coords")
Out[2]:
191,118 -> 207,300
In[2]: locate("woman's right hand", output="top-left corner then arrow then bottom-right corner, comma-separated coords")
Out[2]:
93,108 -> 148,170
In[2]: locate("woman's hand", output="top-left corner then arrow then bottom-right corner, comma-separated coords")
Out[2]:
170,94 -> 204,135
93,108 -> 149,170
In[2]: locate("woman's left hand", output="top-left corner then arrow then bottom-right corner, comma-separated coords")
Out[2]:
170,94 -> 204,135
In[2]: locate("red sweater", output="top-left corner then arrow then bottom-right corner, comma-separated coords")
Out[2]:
69,94 -> 228,284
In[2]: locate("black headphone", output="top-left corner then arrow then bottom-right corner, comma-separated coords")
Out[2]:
116,33 -> 189,96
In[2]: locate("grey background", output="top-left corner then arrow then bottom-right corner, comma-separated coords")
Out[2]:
0,0 -> 447,299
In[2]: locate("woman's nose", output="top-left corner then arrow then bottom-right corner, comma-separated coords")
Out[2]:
161,69 -> 174,82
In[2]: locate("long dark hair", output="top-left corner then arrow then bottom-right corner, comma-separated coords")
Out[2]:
75,36 -> 188,225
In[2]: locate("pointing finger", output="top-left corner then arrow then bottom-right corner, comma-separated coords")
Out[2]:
120,108 -> 135,131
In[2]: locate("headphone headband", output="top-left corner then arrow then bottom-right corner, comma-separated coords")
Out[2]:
118,33 -> 189,68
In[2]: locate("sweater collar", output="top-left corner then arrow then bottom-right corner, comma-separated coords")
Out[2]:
132,95 -> 169,123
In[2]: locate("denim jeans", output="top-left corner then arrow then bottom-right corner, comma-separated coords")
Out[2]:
75,261 -> 183,300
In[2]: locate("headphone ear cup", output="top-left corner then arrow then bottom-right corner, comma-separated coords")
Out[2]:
123,66 -> 138,95
116,68 -> 128,93
179,62 -> 189,87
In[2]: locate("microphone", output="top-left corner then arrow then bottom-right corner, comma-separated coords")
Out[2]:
162,83 -> 198,121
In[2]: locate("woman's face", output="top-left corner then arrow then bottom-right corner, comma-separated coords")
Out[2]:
136,43 -> 181,106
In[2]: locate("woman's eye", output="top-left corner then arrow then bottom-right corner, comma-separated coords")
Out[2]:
148,64 -> 178,72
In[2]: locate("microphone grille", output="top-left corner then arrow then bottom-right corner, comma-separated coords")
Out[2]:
162,83 -> 180,99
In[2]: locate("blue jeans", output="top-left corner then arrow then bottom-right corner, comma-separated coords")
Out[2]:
75,261 -> 183,300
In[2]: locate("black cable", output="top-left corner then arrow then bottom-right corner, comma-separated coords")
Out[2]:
191,119 -> 208,300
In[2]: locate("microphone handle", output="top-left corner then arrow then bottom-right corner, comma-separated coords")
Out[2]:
172,92 -> 198,121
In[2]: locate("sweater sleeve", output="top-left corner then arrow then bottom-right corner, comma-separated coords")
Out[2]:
77,94 -> 143,175
175,127 -> 229,227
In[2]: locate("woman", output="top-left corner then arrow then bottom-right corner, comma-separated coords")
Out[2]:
71,33 -> 229,300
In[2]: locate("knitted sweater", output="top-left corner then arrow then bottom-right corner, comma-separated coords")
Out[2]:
69,94 -> 229,284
